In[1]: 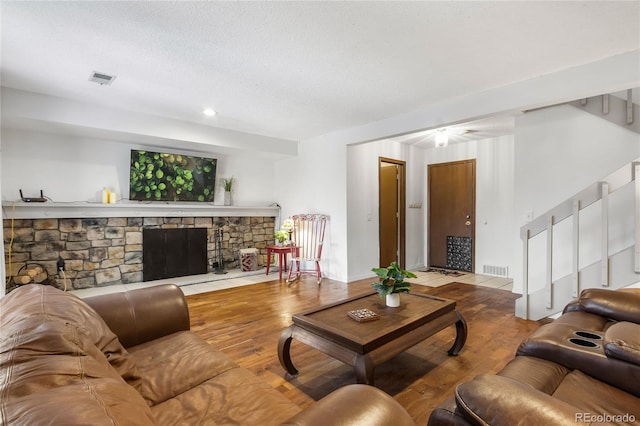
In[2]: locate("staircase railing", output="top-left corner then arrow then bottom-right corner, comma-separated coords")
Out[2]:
518,159 -> 640,320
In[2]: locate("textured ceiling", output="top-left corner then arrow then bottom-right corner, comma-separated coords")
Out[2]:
2,1 -> 639,143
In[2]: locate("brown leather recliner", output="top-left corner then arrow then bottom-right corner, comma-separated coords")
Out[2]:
428,287 -> 640,425
0,284 -> 414,426
517,287 -> 640,396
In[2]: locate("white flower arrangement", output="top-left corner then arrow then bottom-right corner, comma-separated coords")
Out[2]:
274,218 -> 295,244
281,218 -> 294,232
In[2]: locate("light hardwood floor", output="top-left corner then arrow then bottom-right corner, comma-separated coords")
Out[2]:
407,268 -> 513,291
186,272 -> 542,425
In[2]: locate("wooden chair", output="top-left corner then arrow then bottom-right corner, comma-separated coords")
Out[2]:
286,214 -> 328,285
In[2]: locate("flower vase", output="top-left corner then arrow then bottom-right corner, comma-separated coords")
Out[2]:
386,293 -> 400,307
224,191 -> 232,206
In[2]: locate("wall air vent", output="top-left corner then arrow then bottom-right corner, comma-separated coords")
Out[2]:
89,71 -> 116,85
482,265 -> 509,277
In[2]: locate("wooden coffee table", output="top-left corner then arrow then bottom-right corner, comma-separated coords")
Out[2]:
277,291 -> 467,385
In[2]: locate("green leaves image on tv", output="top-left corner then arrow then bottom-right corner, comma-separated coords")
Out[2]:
129,150 -> 217,202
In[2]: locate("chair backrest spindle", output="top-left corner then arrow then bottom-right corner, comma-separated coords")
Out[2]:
286,213 -> 327,284
290,214 -> 327,261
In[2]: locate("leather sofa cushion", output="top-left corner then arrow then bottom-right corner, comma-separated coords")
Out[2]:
128,330 -> 240,406
604,321 -> 640,365
497,355 -> 570,395
454,374 -> 578,425
0,288 -> 154,425
579,288 -> 640,323
2,376 -> 154,425
455,369 -> 640,425
1,285 -> 140,389
129,330 -> 303,424
150,367 -> 301,425
516,320 -> 640,396
551,310 -> 611,331
1,321 -> 124,395
85,284 -> 191,348
283,384 -> 415,426
552,369 -> 640,418
426,395 -> 474,426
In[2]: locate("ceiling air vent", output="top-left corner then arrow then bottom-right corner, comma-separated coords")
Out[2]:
89,71 -> 116,85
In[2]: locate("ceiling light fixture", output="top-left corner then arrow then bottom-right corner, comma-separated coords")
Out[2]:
202,108 -> 217,117
435,129 -> 449,147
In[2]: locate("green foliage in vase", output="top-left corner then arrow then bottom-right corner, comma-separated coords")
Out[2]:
371,262 -> 417,297
220,177 -> 234,192
274,229 -> 289,243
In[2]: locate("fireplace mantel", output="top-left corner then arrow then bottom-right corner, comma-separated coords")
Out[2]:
2,201 -> 280,220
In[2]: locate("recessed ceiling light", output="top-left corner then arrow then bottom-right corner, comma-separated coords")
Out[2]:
202,108 -> 217,117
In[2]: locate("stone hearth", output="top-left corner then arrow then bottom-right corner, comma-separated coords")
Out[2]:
4,215 -> 276,291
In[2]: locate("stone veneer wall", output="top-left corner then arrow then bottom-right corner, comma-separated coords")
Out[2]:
4,216 -> 276,291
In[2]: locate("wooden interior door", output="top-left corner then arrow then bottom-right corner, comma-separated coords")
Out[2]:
428,160 -> 475,271
379,158 -> 406,268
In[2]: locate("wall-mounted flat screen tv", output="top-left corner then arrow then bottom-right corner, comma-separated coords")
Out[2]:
129,150 -> 217,202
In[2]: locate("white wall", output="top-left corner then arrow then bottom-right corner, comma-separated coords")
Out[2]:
274,134 -> 347,282
275,132 -> 516,284
345,140 -> 426,281
1,128 -> 278,206
513,104 -> 640,294
425,136 -> 516,277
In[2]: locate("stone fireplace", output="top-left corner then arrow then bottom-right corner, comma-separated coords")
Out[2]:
143,227 -> 208,281
3,203 -> 278,292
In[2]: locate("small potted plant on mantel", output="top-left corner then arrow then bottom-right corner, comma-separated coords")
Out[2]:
371,262 -> 417,307
220,177 -> 233,206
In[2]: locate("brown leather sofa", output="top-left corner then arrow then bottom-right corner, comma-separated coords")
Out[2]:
0,284 -> 414,426
428,287 -> 640,425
